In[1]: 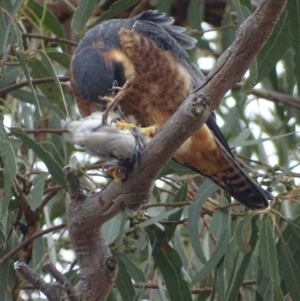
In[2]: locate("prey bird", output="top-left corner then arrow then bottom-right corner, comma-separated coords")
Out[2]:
67,111 -> 154,182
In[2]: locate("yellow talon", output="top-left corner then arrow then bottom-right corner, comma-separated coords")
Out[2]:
112,169 -> 122,183
139,125 -> 157,137
115,120 -> 136,130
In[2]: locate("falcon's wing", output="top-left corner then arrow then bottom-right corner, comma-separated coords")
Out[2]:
128,14 -> 205,86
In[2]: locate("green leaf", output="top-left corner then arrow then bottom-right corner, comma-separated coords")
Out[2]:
191,227 -> 230,284
287,0 -> 300,94
71,0 -> 98,34
187,0 -> 204,28
156,0 -> 173,14
27,0 -> 65,38
115,255 -> 136,301
9,128 -> 67,190
228,128 -> 251,148
31,236 -> 45,273
0,259 -> 14,301
31,173 -> 48,210
89,0 -> 141,28
188,180 -> 218,264
158,160 -> 197,178
215,257 -> 226,301
242,58 -> 258,93
259,218 -> 284,300
46,51 -> 71,69
165,185 -> 187,240
113,251 -> 145,282
0,0 -> 22,58
146,225 -> 193,301
259,218 -> 280,280
227,0 -> 250,24
278,236 -> 300,300
226,215 -> 259,300
11,25 -> 42,115
137,207 -> 182,229
0,65 -> 22,89
209,196 -> 230,240
10,90 -> 64,119
36,51 -> 69,118
257,7 -> 290,82
235,215 -> 255,254
28,57 -> 61,103
0,116 -> 17,228
102,213 -> 122,244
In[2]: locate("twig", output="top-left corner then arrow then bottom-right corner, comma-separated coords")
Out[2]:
132,279 -> 256,293
14,261 -> 62,301
9,128 -> 67,135
0,224 -> 66,265
36,186 -> 63,213
141,201 -> 191,209
43,262 -> 79,301
129,0 -> 151,17
22,33 -> 78,47
233,83 -> 300,110
0,76 -> 70,95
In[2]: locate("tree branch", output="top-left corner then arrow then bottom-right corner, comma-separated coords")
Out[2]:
65,1 -> 286,300
233,83 -> 300,110
43,262 -> 79,301
0,76 -> 70,95
14,261 -> 63,301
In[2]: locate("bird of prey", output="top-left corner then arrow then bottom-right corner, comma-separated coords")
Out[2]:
67,111 -> 153,182
70,10 -> 273,210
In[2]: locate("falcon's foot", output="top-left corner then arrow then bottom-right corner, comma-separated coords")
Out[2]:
107,166 -> 125,183
139,125 -> 157,138
115,119 -> 136,131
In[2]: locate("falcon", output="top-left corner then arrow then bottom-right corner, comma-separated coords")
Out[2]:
70,10 -> 273,210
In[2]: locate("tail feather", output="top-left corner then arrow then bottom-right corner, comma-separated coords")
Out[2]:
208,140 -> 272,210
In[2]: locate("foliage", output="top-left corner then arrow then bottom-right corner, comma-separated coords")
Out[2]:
0,0 -> 300,300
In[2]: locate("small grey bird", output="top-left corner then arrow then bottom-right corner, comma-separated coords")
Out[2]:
67,111 -> 154,182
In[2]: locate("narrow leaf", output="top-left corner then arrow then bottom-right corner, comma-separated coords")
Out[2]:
279,237 -> 300,300
226,216 -> 259,300
188,180 -> 218,264
113,251 -> 145,282
102,213 -> 122,244
89,0 -> 141,28
71,0 -> 98,34
192,227 -> 230,284
37,51 -> 69,118
235,215 -> 255,254
287,0 -> 300,93
165,185 -> 187,240
257,7 -> 290,82
115,257 -> 135,301
10,128 -> 67,190
146,225 -> 193,301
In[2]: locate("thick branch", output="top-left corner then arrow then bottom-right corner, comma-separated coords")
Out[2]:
64,167 -> 118,301
65,1 -> 286,300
